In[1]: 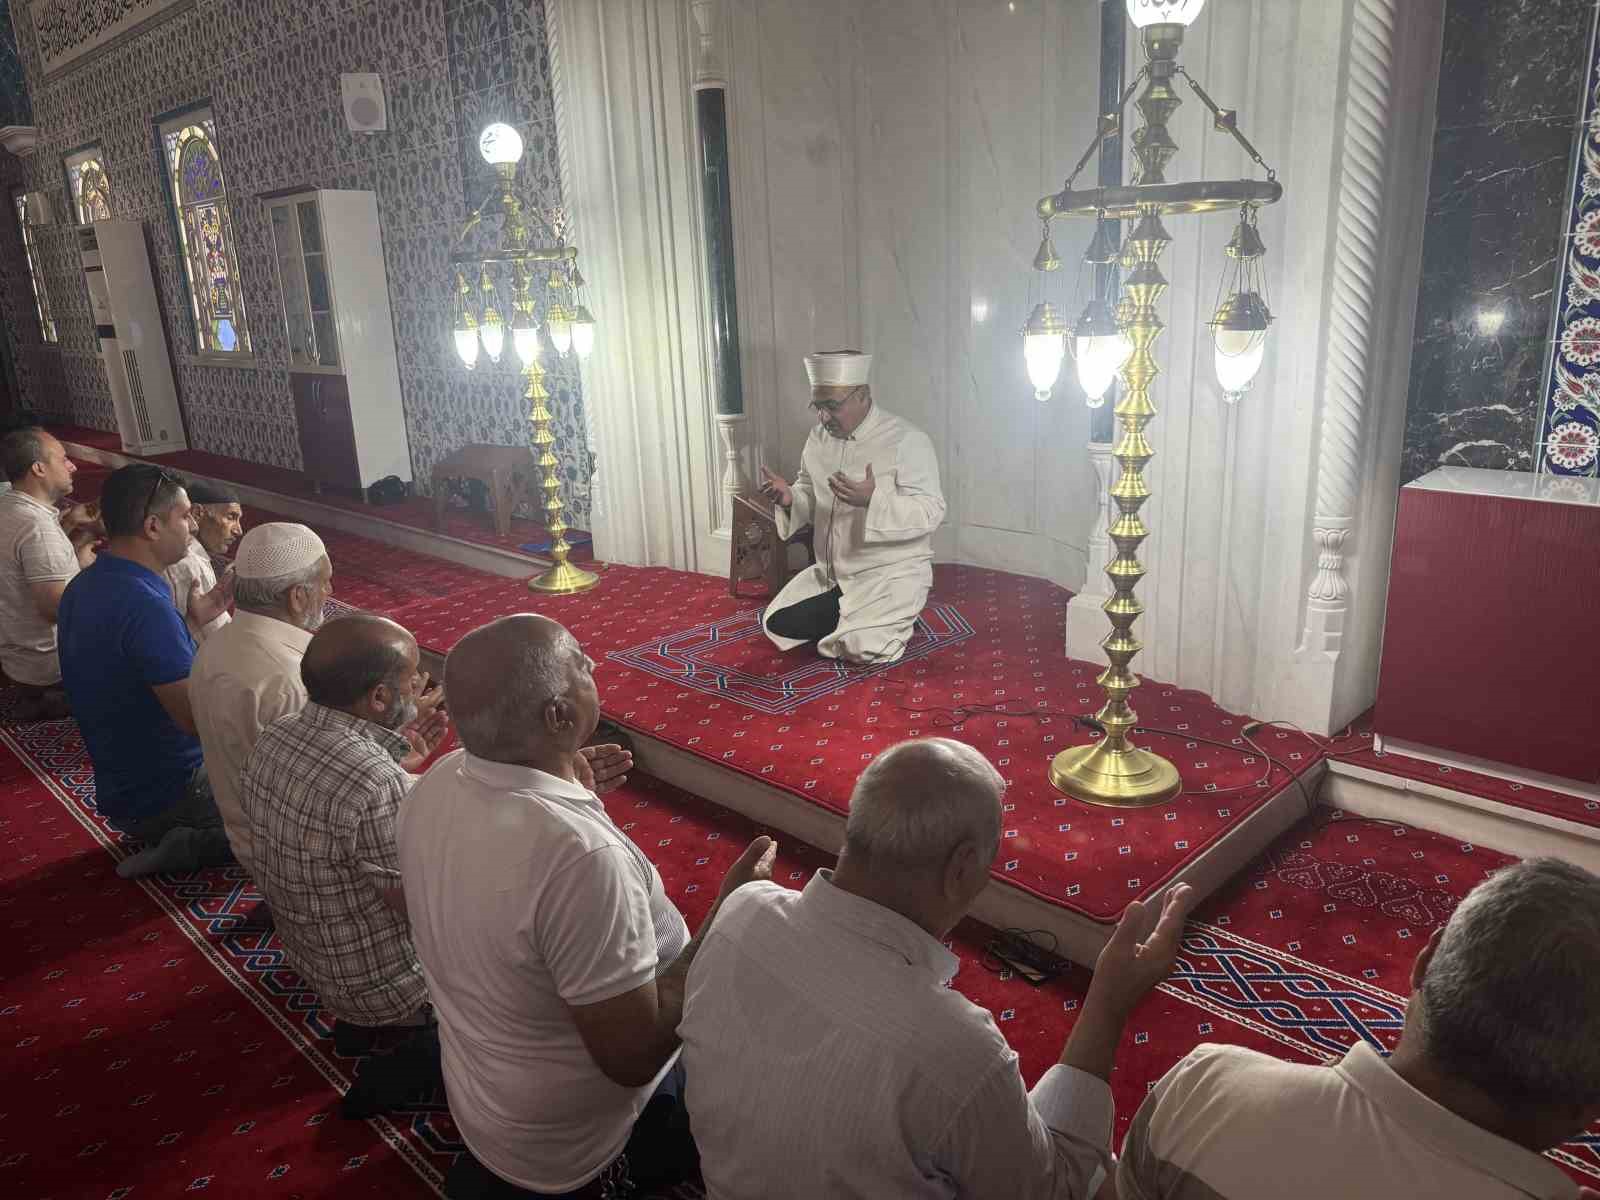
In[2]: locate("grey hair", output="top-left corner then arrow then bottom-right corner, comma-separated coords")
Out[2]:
1416,857 -> 1600,1109
843,738 -> 1005,871
234,557 -> 326,611
450,624 -> 577,758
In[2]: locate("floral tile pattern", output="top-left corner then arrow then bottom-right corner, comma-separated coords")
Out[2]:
0,0 -> 591,525
1542,15 -> 1600,477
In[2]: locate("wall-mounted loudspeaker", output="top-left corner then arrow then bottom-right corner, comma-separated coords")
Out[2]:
340,73 -> 388,135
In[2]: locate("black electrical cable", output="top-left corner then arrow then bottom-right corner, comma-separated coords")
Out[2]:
878,684 -> 1327,814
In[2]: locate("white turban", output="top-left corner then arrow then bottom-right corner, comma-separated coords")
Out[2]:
804,350 -> 872,387
233,522 -> 327,579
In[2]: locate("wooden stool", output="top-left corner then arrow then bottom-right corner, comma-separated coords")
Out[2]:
730,492 -> 815,597
431,444 -> 539,538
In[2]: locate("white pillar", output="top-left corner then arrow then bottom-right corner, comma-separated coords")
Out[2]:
714,412 -> 748,535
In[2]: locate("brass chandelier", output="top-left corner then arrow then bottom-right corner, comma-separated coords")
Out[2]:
450,123 -> 599,594
1025,0 -> 1281,806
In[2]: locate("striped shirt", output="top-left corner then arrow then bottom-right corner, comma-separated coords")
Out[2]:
0,489 -> 78,685
241,702 -> 427,1025
1117,1043 -> 1579,1200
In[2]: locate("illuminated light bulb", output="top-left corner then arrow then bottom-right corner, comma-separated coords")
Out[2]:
453,326 -> 479,368
1072,297 -> 1132,406
571,306 -> 596,358
548,305 -> 573,356
1209,288 -> 1272,401
1021,301 -> 1067,401
1215,338 -> 1266,400
1075,331 -> 1131,405
478,123 -> 524,165
1125,0 -> 1206,27
479,307 -> 506,363
513,323 -> 541,367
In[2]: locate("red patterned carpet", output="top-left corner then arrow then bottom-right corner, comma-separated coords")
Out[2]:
381,564 -> 1330,924
2,717 -> 1595,1195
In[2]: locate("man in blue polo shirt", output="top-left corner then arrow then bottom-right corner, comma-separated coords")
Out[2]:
59,464 -> 235,878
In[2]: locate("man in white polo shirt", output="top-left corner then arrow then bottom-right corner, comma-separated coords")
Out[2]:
400,613 -> 776,1199
678,737 -> 1194,1199
0,427 -> 94,720
1117,857 -> 1600,1200
189,522 -> 333,878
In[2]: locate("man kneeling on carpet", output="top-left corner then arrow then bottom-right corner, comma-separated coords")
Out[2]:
190,522 -> 336,882
165,479 -> 243,643
678,737 -> 1194,1200
239,614 -> 449,1112
759,350 -> 946,665
400,613 -> 776,1199
0,427 -> 96,721
1117,856 -> 1600,1200
58,464 -> 236,877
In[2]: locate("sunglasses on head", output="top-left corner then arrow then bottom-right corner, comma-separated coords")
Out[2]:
140,467 -> 184,520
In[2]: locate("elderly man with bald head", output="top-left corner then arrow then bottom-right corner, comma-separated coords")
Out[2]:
240,614 -> 447,1067
679,737 -> 1195,1200
400,613 -> 775,1200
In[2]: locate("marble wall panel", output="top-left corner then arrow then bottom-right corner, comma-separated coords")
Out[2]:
1401,0 -> 1597,483
741,0 -> 1103,588
0,0 -> 591,525
1,0 -> 32,128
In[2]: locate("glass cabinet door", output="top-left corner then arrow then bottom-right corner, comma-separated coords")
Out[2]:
269,201 -> 316,367
297,200 -> 340,368
268,196 -> 341,369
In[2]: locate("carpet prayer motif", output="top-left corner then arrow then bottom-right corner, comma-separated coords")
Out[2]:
606,603 -> 975,714
4,723 -> 1597,1192
0,718 -> 460,1198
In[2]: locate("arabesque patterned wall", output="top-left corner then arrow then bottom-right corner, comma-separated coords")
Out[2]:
0,0 -> 591,524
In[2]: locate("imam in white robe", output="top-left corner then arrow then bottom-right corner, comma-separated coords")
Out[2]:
763,405 -> 946,664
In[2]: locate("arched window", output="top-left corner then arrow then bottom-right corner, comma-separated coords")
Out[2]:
159,111 -> 250,356
65,147 -> 113,224
10,191 -> 58,343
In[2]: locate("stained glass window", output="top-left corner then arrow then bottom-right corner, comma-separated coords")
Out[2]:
11,191 -> 58,343
65,148 -> 113,224
158,112 -> 250,356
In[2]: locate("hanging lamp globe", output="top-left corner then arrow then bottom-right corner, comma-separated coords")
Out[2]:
1022,301 -> 1068,400
1072,297 -> 1131,408
1125,0 -> 1206,27
571,305 -> 596,358
1209,288 -> 1272,400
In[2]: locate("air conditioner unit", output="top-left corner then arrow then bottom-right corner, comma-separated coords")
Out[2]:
77,222 -> 187,455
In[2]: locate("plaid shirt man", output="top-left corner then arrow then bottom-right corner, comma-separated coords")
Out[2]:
241,701 -> 427,1025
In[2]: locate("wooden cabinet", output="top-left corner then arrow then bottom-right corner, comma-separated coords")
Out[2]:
291,373 -> 361,490
267,189 -> 410,493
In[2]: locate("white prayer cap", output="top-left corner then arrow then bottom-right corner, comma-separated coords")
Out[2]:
233,522 -> 327,579
804,350 -> 872,387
